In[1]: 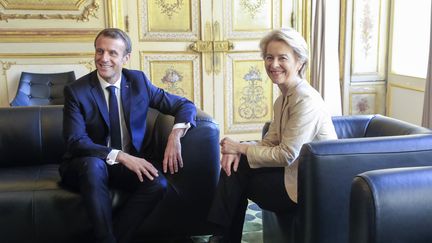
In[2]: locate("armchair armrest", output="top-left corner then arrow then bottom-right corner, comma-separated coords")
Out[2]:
297,134 -> 432,243
350,166 -> 432,243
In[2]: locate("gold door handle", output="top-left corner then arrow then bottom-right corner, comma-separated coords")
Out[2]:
189,41 -> 213,53
189,40 -> 233,53
213,41 -> 234,52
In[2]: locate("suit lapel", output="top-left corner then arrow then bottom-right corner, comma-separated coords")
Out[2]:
121,74 -> 132,134
89,73 -> 110,127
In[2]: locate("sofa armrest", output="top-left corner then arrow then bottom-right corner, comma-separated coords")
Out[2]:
143,107 -> 220,197
297,134 -> 432,243
350,166 -> 432,243
134,107 -> 220,236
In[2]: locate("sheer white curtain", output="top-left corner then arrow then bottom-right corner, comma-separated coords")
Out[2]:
422,3 -> 432,128
310,0 -> 342,116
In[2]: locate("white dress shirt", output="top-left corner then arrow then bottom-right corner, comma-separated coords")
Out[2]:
97,73 -> 190,165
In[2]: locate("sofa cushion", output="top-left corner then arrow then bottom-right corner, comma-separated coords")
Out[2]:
0,164 -> 60,192
0,164 -> 93,243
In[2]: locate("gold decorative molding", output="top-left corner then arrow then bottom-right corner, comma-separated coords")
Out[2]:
155,0 -> 183,19
301,0 -> 311,82
0,29 -> 98,42
106,0 -> 124,29
205,21 -> 213,75
339,0 -> 347,83
0,0 -> 99,22
240,0 -> 265,18
0,52 -> 93,58
388,82 -> 424,93
141,52 -> 202,108
0,0 -> 86,11
225,53 -> 276,134
0,60 -> 15,75
139,0 -> 199,41
79,60 -> 95,72
212,21 -> 220,75
0,52 -> 94,106
387,82 -> 424,118
225,0 -> 279,39
237,66 -> 269,119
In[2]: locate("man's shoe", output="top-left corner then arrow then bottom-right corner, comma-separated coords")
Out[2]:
208,235 -> 225,243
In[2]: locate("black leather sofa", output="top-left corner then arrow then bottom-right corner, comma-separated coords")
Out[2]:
349,166 -> 432,243
262,114 -> 432,243
0,105 -> 220,243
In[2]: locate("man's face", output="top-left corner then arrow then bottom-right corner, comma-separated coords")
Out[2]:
94,36 -> 130,84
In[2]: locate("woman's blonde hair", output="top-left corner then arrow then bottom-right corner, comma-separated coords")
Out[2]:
259,28 -> 309,79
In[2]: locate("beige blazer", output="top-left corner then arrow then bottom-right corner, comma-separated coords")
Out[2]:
246,79 -> 337,203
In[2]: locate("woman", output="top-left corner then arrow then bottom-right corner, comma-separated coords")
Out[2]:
207,28 -> 337,243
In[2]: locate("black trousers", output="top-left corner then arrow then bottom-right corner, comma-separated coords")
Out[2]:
59,156 -> 167,243
207,155 -> 296,243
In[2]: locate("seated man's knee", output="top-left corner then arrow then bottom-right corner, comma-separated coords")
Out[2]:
78,157 -> 109,182
150,176 -> 168,199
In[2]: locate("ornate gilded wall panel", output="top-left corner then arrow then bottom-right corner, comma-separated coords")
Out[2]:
0,0 -> 86,10
141,52 -> 201,107
0,0 -> 121,42
138,0 -> 199,41
350,92 -> 376,115
349,83 -> 385,115
225,53 -> 276,134
0,53 -> 93,106
225,0 -> 281,39
351,0 -> 386,81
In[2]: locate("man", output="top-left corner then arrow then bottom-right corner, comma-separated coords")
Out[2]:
59,28 -> 196,243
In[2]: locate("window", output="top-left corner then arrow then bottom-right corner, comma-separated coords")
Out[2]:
390,0 -> 431,78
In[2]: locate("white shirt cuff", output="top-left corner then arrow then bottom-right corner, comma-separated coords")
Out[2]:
173,122 -> 191,137
106,149 -> 120,165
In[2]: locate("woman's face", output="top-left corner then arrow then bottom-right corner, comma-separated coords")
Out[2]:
264,40 -> 302,87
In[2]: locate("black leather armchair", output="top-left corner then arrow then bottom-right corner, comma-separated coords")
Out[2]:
0,105 -> 220,243
262,115 -> 432,243
350,166 -> 432,243
10,71 -> 75,106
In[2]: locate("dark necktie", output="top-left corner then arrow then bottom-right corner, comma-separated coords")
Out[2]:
106,86 -> 122,150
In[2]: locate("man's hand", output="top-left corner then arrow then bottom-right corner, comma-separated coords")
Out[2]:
116,151 -> 159,182
163,128 -> 184,174
221,153 -> 241,176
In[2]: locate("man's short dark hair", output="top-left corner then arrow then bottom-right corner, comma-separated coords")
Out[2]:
94,28 -> 132,55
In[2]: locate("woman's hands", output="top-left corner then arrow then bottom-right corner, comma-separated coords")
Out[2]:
219,137 -> 250,176
221,153 -> 240,176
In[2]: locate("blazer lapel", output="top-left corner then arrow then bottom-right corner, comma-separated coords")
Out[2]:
121,74 -> 132,134
89,73 -> 110,127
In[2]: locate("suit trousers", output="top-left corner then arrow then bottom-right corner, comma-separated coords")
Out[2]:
59,156 -> 167,243
207,155 -> 296,243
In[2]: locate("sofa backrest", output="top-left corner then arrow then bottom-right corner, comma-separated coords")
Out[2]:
0,106 -> 64,167
331,114 -> 431,139
365,114 -> 431,136
331,115 -> 373,139
0,105 -> 212,168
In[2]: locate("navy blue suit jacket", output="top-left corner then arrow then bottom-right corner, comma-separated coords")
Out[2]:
62,68 -> 196,161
